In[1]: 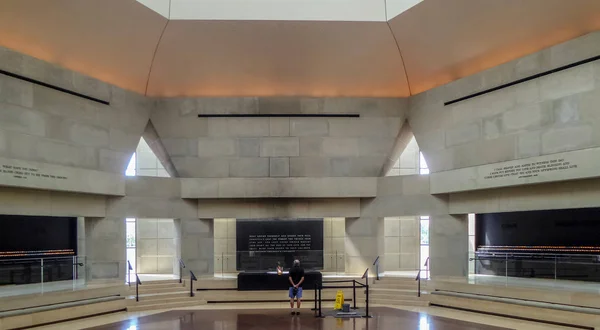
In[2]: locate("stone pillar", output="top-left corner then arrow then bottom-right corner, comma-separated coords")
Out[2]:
180,218 -> 214,276
430,214 -> 468,278
77,217 -> 87,281
324,218 -> 345,273
174,219 -> 182,278
84,217 -> 126,282
214,218 -> 236,274
345,217 -> 384,275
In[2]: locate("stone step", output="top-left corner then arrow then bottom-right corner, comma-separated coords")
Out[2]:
131,286 -> 189,294
128,291 -> 191,301
372,284 -> 417,290
132,282 -> 186,289
371,298 -> 430,307
127,298 -> 207,312
137,279 -> 182,285
129,295 -> 198,306
369,293 -> 421,300
379,277 -> 416,283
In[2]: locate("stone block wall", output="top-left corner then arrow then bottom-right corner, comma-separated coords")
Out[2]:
0,46 -> 151,174
409,31 -> 600,173
429,214 -> 468,278
179,218 -> 214,276
151,97 -> 407,178
345,216 -> 384,275
213,218 -> 236,274
384,216 -> 419,271
323,217 -> 345,273
84,217 -> 126,281
136,218 -> 177,274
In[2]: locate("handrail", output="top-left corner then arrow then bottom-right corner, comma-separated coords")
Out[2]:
372,256 -> 380,280
416,257 -> 430,298
372,256 -> 380,266
127,261 -> 133,287
189,270 -> 198,297
178,259 -> 186,284
135,274 -> 142,302
415,270 -> 422,297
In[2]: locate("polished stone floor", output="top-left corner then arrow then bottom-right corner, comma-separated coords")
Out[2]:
85,307 -> 511,330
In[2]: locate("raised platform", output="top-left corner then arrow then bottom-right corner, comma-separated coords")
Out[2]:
237,271 -> 322,291
0,282 -> 127,329
427,278 -> 600,329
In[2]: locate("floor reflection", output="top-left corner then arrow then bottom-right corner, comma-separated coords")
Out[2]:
85,308 -> 512,330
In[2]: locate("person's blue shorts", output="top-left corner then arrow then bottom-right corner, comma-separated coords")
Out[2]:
289,287 -> 303,299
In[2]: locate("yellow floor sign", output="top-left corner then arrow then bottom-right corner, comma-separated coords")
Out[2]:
333,290 -> 344,310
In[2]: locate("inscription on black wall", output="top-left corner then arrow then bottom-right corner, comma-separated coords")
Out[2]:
236,219 -> 323,271
248,234 -> 312,252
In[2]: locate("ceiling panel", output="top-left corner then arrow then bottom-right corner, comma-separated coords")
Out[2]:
146,20 -> 410,97
389,0 -> 600,94
0,0 -> 167,94
0,0 -> 598,98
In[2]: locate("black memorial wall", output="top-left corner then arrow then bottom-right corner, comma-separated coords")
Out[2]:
236,218 -> 324,271
0,215 -> 78,285
475,207 -> 600,281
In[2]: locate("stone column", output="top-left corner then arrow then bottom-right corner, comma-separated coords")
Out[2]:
180,218 -> 214,276
430,214 -> 468,278
84,217 -> 126,282
324,218 -> 346,273
345,217 -> 384,275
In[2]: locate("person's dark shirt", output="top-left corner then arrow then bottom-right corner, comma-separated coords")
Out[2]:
289,266 -> 305,287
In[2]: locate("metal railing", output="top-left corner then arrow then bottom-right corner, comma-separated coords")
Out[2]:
127,260 -> 133,287
415,257 -> 429,298
0,256 -> 86,297
372,256 -> 380,280
135,273 -> 142,302
179,259 -> 186,284
470,251 -> 600,283
189,270 -> 197,297
314,270 -> 370,318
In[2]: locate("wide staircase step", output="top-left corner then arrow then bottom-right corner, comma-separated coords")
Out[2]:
127,297 -> 206,312
371,298 -> 430,307
370,291 -> 421,300
128,291 -> 191,302
130,282 -> 187,294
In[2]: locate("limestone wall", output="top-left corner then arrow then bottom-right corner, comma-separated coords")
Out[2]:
323,217 -> 345,273
384,216 -> 419,271
214,218 -> 236,274
84,216 -> 126,281
151,97 -> 407,178
136,218 -> 177,274
345,216 -> 384,275
409,31 -> 600,173
0,46 -> 151,174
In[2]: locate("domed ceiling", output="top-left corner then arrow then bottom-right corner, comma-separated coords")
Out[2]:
0,0 -> 599,97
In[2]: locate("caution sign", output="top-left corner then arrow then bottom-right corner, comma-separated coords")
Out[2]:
333,290 -> 344,310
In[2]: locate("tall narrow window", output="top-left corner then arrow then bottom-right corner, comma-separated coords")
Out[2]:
420,216 -> 430,271
126,218 -> 136,281
468,213 -> 475,274
419,152 -> 430,175
125,153 -> 136,176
